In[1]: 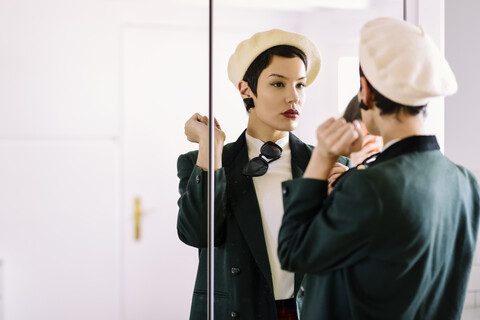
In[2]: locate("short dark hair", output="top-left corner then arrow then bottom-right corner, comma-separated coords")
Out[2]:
343,95 -> 362,122
242,45 -> 307,111
359,66 -> 426,117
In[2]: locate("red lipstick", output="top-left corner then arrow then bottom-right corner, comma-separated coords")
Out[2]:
282,109 -> 299,119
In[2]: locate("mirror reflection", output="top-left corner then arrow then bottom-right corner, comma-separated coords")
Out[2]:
177,1 -> 403,319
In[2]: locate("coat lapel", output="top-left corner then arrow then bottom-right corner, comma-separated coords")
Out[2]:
289,133 -> 312,291
224,131 -> 273,289
223,131 -> 313,293
290,133 -> 312,179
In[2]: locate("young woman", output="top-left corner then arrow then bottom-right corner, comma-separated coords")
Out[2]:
177,29 -> 351,320
277,17 -> 475,319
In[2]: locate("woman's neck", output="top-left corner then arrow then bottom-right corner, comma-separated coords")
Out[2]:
246,126 -> 288,143
378,113 -> 425,146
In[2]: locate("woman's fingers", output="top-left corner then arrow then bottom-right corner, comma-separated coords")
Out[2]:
362,141 -> 381,155
328,163 -> 348,182
316,118 -> 364,157
214,117 -> 223,130
329,162 -> 349,175
184,113 -> 210,143
349,120 -> 364,153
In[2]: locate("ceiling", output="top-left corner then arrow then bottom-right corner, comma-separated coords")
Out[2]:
175,0 -> 374,11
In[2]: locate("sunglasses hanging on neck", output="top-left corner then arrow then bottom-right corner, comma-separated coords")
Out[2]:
242,141 -> 283,177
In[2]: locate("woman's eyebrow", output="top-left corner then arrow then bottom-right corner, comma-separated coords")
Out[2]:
268,73 -> 306,81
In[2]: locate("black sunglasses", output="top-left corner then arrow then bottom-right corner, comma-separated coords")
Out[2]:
242,141 -> 283,177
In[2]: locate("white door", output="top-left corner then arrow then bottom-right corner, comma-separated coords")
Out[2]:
0,1 -> 121,319
121,26 -> 209,320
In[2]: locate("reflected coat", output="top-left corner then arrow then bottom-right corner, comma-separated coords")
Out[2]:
177,131 -> 350,319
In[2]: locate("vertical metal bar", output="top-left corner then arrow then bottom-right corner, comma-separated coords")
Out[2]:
403,0 -> 420,25
207,0 -> 214,319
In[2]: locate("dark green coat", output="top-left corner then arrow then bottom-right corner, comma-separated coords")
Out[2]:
177,131 -> 351,319
278,136 -> 480,320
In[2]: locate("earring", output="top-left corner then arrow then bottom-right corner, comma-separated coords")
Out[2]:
243,98 -> 255,111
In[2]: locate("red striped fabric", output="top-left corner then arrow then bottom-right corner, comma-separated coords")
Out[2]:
276,298 -> 298,320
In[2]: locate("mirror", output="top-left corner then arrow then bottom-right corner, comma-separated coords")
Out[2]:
182,0 -> 405,319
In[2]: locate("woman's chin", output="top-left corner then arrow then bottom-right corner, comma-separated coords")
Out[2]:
280,121 -> 299,132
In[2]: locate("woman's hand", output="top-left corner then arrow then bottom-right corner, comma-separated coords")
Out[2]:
327,162 -> 349,194
184,113 -> 226,145
349,134 -> 383,166
304,118 -> 363,181
184,113 -> 226,171
185,113 -> 209,143
315,118 -> 364,159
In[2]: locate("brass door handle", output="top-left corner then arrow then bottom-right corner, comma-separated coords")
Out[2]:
134,197 -> 142,240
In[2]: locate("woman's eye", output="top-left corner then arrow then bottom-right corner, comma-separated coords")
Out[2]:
271,82 -> 285,87
296,83 -> 306,89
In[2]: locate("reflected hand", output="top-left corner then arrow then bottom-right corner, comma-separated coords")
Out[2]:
184,113 -> 226,170
184,113 -> 226,145
212,117 -> 226,146
185,113 -> 208,143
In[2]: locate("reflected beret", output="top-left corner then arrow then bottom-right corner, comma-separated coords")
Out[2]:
359,17 -> 457,106
227,29 -> 321,88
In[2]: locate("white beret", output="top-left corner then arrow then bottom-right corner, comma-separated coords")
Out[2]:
359,17 -> 457,106
227,29 -> 321,88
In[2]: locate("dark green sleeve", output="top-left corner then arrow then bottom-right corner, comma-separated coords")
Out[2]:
278,172 -> 382,274
337,155 -> 354,168
176,152 -> 227,248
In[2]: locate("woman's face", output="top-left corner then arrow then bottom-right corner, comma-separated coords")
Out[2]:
249,55 -> 307,134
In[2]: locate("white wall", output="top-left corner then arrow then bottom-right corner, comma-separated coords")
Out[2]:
445,0 -> 480,174
0,1 -> 122,319
445,0 -> 480,314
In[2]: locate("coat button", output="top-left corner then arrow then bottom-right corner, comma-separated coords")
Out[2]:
195,175 -> 201,184
231,311 -> 240,319
282,186 -> 289,196
231,267 -> 241,275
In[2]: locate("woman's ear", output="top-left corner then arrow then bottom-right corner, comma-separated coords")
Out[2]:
359,77 -> 374,110
238,81 -> 252,99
